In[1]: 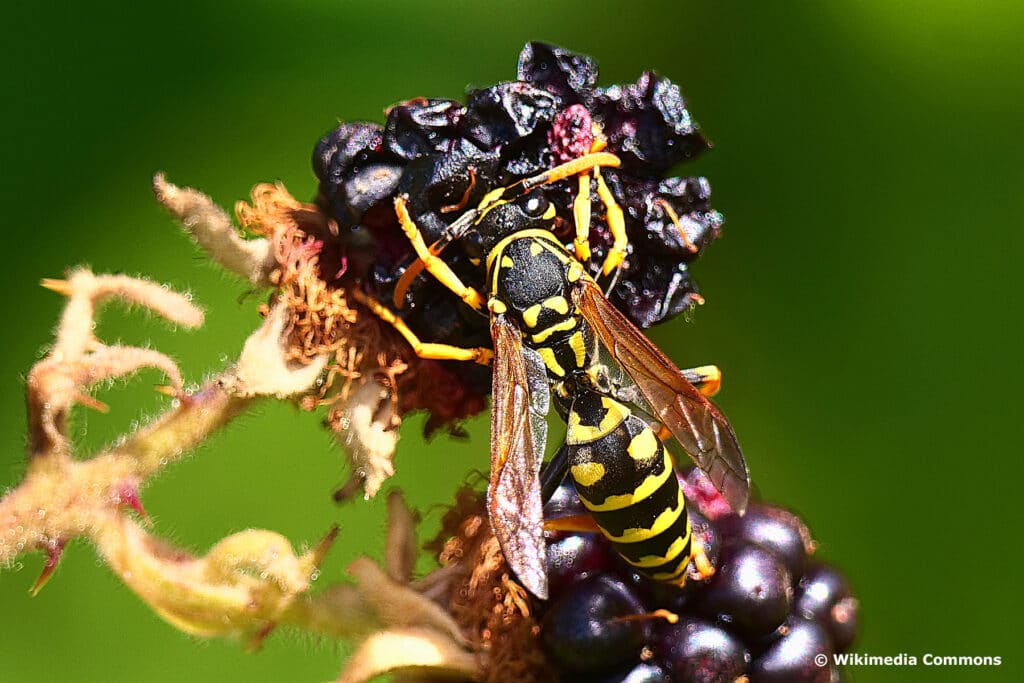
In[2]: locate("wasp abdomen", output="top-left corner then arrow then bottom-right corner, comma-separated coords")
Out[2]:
566,389 -> 694,583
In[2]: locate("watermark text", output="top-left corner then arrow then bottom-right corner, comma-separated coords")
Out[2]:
814,653 -> 1002,668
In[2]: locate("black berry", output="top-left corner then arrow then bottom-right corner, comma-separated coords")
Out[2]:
541,574 -> 648,673
654,616 -> 749,683
796,564 -> 858,653
546,532 -> 616,597
720,503 -> 814,579
748,617 -> 836,683
696,542 -> 793,640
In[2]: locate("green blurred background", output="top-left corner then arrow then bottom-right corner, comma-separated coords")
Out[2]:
1,2 -> 1020,681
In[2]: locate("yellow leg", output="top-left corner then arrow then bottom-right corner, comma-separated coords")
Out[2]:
543,513 -> 602,534
690,535 -> 716,581
614,609 -> 680,625
656,365 -> 720,442
440,166 -> 477,214
572,174 -> 593,263
682,364 -> 722,397
594,169 -> 627,276
394,196 -> 485,311
354,290 -> 493,365
666,534 -> 716,589
571,134 -> 611,263
393,152 -> 623,305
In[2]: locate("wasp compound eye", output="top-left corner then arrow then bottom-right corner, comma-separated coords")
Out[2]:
516,191 -> 551,218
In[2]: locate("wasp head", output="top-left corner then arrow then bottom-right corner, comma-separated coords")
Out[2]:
474,190 -> 556,256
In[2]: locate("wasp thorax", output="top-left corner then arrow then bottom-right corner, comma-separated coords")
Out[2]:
488,239 -> 574,317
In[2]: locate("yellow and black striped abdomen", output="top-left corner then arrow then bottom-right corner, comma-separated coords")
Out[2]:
566,389 -> 694,584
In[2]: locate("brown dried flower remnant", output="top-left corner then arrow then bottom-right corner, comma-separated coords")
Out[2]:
154,173 -> 408,499
233,180 -> 457,498
236,182 -> 359,366
431,489 -> 555,683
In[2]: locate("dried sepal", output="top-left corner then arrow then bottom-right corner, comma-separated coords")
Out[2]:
2,174 -> 521,682
43,271 -> 203,352
1,380 -> 247,568
334,377 -> 401,499
107,382 -> 249,478
82,345 -> 185,391
225,300 -> 329,398
347,557 -> 467,645
234,182 -> 358,367
332,493 -> 482,683
28,537 -> 67,596
432,490 -> 554,683
335,627 -> 480,683
28,345 -> 182,456
94,514 -> 335,639
231,180 -> 438,498
154,173 -> 277,286
385,490 -> 419,583
113,481 -> 151,524
282,583 -> 379,639
4,268 -> 253,586
28,270 -> 202,455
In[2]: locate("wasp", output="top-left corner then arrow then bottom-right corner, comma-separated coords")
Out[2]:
355,152 -> 749,599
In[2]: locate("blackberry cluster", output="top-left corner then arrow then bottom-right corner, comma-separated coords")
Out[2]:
311,42 -> 724,431
540,473 -> 857,682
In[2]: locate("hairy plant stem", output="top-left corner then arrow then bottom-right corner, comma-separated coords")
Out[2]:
0,178 -> 489,682
1,381 -> 253,567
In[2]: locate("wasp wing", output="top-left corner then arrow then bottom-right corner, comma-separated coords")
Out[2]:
488,315 -> 550,599
576,278 -> 750,514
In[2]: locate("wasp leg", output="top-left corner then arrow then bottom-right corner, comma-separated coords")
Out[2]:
688,533 -> 716,581
663,532 -> 716,589
572,173 -> 593,263
540,442 -> 570,504
517,153 -> 623,265
354,290 -> 493,365
614,609 -> 680,625
440,166 -> 477,214
394,196 -> 486,311
569,133 -> 614,263
393,207 -> 482,309
681,364 -> 722,398
594,168 -> 628,277
543,513 -> 603,534
655,365 -> 723,443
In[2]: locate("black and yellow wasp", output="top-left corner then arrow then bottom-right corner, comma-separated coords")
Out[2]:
356,152 -> 749,599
